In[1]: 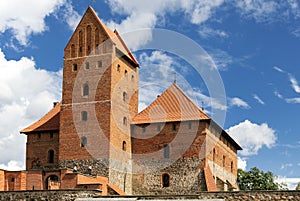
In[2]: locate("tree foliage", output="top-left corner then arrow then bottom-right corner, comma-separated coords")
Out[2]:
238,167 -> 287,190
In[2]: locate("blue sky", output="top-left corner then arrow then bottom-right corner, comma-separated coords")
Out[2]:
0,0 -> 300,189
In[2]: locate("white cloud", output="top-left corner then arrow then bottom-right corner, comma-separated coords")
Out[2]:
207,49 -> 233,71
274,90 -> 283,99
227,120 -> 277,156
0,49 -> 61,168
289,74 -> 300,93
281,163 -> 293,170
276,176 -> 300,190
273,66 -> 285,73
229,97 -> 250,109
238,157 -> 247,170
0,0 -> 79,46
105,0 -> 225,49
286,97 -> 300,104
198,26 -> 228,39
253,94 -> 265,105
0,160 -> 25,171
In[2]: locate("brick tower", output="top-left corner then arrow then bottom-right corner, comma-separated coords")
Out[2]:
59,6 -> 139,193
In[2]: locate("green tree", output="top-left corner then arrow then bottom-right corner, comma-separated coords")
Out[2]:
296,182 -> 300,190
238,167 -> 287,190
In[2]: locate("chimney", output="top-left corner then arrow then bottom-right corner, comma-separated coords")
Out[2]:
53,102 -> 59,108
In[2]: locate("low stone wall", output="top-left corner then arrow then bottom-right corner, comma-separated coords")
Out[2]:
0,189 -> 101,201
1,190 -> 300,201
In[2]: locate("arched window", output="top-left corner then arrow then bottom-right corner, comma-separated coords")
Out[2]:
71,44 -> 75,58
86,25 -> 92,55
81,111 -> 87,121
78,30 -> 83,57
123,117 -> 127,125
123,92 -> 127,102
164,145 -> 169,158
117,64 -> 120,71
83,84 -> 89,96
122,141 -> 126,151
81,136 -> 87,147
95,28 -> 100,54
124,70 -> 128,77
48,149 -> 54,163
162,173 -> 170,187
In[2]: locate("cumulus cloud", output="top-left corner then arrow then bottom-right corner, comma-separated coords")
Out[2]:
0,0 -> 79,46
253,94 -> 265,105
276,176 -> 300,190
0,49 -> 61,169
227,120 -> 277,156
229,97 -> 250,109
238,157 -> 247,170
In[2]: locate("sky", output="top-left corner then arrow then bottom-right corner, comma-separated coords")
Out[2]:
0,0 -> 300,189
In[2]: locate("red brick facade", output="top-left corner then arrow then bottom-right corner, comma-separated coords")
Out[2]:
4,6 -> 241,195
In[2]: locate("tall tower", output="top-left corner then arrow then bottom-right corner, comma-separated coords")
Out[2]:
59,6 -> 139,193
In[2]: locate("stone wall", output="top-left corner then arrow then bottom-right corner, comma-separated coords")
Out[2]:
0,189 -> 100,201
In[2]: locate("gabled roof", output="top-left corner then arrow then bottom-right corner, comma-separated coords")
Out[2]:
20,103 -> 60,134
132,83 -> 210,124
66,6 -> 139,67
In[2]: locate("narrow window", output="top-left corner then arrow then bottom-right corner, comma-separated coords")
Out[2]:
11,178 -> 15,182
122,141 -> 126,151
223,155 -> 226,167
124,70 -> 128,77
81,111 -> 88,121
164,145 -> 169,158
117,64 -> 120,72
95,28 -> 100,54
85,62 -> 90,70
83,84 -> 89,96
48,150 -> 54,163
231,161 -> 234,173
172,123 -> 176,131
97,60 -> 102,68
123,117 -> 127,125
79,30 -> 83,57
213,148 -> 216,162
142,127 -> 146,133
71,44 -> 75,58
50,132 -> 53,139
81,136 -> 87,147
162,173 -> 170,187
38,133 -> 41,139
131,75 -> 134,81
73,64 -> 78,71
86,25 -> 92,55
123,92 -> 127,102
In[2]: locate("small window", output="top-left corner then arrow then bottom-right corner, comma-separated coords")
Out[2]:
157,125 -> 161,131
123,92 -> 127,102
223,155 -> 226,167
213,148 -> 216,162
97,60 -> 102,68
117,64 -> 120,71
85,62 -> 90,70
81,136 -> 87,147
172,123 -> 176,131
162,173 -> 170,187
122,141 -> 126,151
71,44 -> 75,58
188,122 -> 192,129
123,117 -> 127,125
11,178 -> 15,182
50,132 -> 53,139
73,64 -> 78,71
142,127 -> 146,133
81,111 -> 88,121
131,75 -> 134,81
38,133 -> 41,139
48,149 -> 54,163
231,161 -> 234,172
124,70 -> 128,77
87,45 -> 91,55
164,145 -> 169,158
83,84 -> 89,96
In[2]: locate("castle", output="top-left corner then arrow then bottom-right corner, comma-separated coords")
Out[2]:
0,6 -> 241,195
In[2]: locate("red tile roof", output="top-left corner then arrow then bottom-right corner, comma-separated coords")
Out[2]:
132,83 -> 210,124
20,103 -> 60,134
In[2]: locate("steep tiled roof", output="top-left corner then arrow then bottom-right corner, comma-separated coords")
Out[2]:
82,6 -> 139,67
20,103 -> 60,134
132,83 -> 210,124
